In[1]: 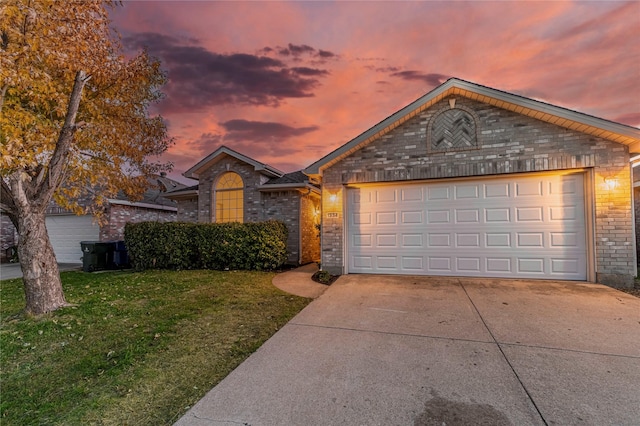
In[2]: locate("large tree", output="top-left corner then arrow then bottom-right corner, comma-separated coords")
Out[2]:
0,0 -> 171,314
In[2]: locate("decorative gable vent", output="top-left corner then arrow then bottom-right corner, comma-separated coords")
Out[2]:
428,104 -> 478,152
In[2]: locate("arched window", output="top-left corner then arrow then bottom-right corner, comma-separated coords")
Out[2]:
214,172 -> 243,223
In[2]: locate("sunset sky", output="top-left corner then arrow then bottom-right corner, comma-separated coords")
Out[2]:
109,1 -> 640,183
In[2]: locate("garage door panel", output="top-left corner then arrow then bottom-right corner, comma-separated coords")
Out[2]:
484,182 -> 510,198
401,187 -> 423,201
456,233 -> 480,247
457,257 -> 481,272
376,188 -> 397,203
376,234 -> 397,247
549,205 -> 577,221
515,180 -> 543,197
427,210 -> 450,223
485,208 -> 510,222
455,184 -> 480,199
353,212 -> 372,225
402,257 -> 424,270
428,187 -> 450,200
455,209 -> 480,223
347,173 -> 587,280
401,211 -> 423,224
549,176 -> 580,195
401,234 -> 423,247
352,234 -> 372,247
550,232 -> 578,247
516,207 -> 544,222
376,211 -> 397,225
516,233 -> 544,247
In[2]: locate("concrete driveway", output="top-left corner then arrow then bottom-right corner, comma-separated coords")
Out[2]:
175,275 -> 640,426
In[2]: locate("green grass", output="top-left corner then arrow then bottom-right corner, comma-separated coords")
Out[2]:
0,269 -> 311,425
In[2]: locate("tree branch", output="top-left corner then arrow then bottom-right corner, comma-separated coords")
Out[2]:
0,84 -> 8,113
34,70 -> 90,206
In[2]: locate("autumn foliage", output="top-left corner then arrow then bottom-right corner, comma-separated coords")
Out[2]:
0,0 -> 172,314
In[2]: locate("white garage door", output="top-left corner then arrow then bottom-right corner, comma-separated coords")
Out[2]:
347,173 -> 587,280
46,215 -> 99,263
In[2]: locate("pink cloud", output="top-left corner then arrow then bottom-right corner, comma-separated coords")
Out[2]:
109,1 -> 639,178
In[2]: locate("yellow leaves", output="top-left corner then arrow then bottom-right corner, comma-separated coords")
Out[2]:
2,0 -> 170,219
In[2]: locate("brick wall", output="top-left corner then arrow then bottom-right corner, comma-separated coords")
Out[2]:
300,193 -> 321,264
176,197 -> 199,222
262,190 -> 301,264
0,212 -> 17,262
196,157 -> 317,264
321,96 -> 634,287
197,158 -> 265,223
100,204 -> 177,241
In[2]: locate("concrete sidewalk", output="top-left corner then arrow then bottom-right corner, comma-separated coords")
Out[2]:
272,262 -> 328,299
0,263 -> 81,280
175,274 -> 640,426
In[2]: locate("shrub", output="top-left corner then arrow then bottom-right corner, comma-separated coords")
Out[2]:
124,220 -> 288,271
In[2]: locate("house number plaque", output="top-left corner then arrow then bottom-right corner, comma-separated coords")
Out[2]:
326,212 -> 339,218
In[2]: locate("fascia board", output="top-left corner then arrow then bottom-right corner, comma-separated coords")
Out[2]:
184,145 -> 285,179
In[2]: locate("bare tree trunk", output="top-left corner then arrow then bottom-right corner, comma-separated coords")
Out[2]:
17,210 -> 68,315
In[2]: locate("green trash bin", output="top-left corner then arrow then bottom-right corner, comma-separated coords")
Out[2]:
80,241 -> 115,272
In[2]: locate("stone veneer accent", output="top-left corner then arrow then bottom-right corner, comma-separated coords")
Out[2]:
321,96 -> 635,288
100,204 -> 176,241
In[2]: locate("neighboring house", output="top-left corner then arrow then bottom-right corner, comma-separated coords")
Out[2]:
0,173 -> 184,263
305,78 -> 640,288
164,146 -> 321,265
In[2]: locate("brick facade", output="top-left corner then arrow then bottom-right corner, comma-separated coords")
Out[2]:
176,197 -> 199,223
321,96 -> 635,287
262,190 -> 301,264
100,204 -> 177,241
196,158 -> 265,223
187,155 -> 321,265
300,193 -> 321,264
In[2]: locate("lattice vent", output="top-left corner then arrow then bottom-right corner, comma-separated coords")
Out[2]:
431,109 -> 477,151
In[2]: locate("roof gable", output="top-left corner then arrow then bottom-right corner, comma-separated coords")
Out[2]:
304,78 -> 640,177
184,145 -> 284,180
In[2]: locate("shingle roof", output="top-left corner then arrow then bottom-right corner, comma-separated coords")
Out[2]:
111,174 -> 187,208
264,171 -> 308,185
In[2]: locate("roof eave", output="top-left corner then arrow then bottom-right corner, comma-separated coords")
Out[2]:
162,189 -> 199,200
184,145 -> 285,180
304,78 -> 640,176
258,183 -> 321,195
107,199 -> 178,212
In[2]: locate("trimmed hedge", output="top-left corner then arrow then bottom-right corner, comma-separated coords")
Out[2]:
124,221 -> 288,271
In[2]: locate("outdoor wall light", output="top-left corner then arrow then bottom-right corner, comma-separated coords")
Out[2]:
604,177 -> 619,190
328,193 -> 338,203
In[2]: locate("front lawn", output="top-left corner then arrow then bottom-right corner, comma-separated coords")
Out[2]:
0,270 -> 311,425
